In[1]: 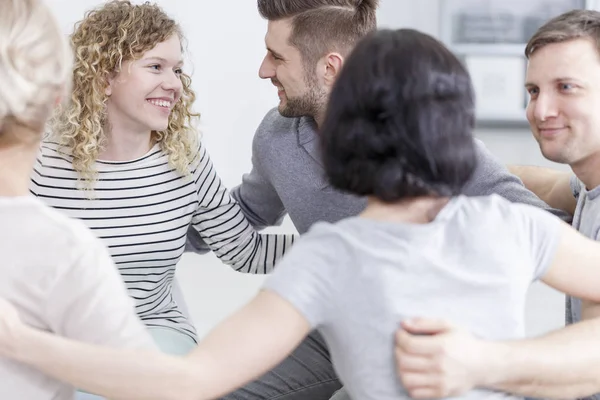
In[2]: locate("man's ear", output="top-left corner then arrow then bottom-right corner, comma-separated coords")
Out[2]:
323,52 -> 344,88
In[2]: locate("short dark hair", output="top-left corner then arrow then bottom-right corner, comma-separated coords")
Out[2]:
525,9 -> 600,58
321,28 -> 477,202
257,0 -> 378,66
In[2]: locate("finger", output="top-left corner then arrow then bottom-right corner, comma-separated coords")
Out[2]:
408,387 -> 447,399
396,329 -> 443,355
399,371 -> 440,391
396,352 -> 437,373
401,317 -> 454,335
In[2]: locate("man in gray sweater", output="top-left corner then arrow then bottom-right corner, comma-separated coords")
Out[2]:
186,1 -> 568,399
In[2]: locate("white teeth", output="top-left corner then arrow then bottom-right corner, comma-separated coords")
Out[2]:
148,99 -> 171,108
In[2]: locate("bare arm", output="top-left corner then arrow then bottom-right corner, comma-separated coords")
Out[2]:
484,221 -> 600,398
509,165 -> 576,215
396,221 -> 600,399
479,319 -> 600,398
543,217 -> 600,322
0,290 -> 310,400
463,141 -> 570,222
396,316 -> 600,399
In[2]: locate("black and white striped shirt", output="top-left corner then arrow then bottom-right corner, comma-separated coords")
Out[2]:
30,141 -> 296,342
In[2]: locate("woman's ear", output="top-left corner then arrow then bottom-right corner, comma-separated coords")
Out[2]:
105,71 -> 118,97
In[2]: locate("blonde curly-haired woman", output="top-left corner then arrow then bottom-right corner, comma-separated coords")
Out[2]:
30,0 -> 295,367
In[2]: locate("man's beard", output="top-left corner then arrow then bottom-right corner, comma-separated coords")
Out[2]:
279,74 -> 327,118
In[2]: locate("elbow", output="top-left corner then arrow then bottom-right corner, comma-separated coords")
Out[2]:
232,265 -> 266,275
229,260 -> 258,275
229,256 -> 269,275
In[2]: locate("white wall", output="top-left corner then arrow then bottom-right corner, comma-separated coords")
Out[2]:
47,0 -> 566,338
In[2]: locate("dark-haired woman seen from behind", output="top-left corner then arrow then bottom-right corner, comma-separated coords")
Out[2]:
2,28 -> 600,400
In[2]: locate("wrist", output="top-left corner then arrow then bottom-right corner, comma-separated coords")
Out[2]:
2,323 -> 30,362
474,340 -> 512,388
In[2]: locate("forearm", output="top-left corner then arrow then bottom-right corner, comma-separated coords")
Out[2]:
9,326 -> 207,400
582,301 -> 600,320
4,291 -> 305,400
508,165 -> 554,197
508,165 -> 575,214
481,318 -> 600,398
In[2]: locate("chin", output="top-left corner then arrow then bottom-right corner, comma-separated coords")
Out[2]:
540,146 -> 570,165
277,103 -> 290,117
149,121 -> 170,132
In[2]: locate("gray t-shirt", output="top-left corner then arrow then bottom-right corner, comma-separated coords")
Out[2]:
565,177 -> 600,400
566,177 -> 600,323
263,194 -> 561,400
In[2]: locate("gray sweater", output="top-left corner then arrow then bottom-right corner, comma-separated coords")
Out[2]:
186,108 -> 569,248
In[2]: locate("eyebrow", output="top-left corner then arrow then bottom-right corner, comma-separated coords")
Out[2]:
143,57 -> 184,66
267,47 -> 284,59
525,77 -> 581,87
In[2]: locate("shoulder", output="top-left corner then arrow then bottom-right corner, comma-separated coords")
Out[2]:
22,199 -> 102,264
39,139 -> 71,159
35,139 -> 75,170
471,138 -> 502,168
36,201 -> 98,245
453,194 -> 557,227
283,221 -> 353,263
454,193 -> 517,214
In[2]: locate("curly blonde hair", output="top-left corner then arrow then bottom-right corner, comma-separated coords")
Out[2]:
50,0 -> 199,187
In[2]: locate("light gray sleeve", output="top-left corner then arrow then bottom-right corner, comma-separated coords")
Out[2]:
262,225 -> 339,328
464,139 -> 571,223
509,203 -> 563,281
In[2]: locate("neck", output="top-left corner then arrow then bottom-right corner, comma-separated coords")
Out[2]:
361,195 -> 451,224
312,98 -> 329,129
571,151 -> 600,190
99,113 -> 154,162
314,110 -> 325,129
0,128 -> 41,197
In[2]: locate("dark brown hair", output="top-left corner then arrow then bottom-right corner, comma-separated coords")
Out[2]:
322,29 -> 476,201
257,0 -> 379,66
